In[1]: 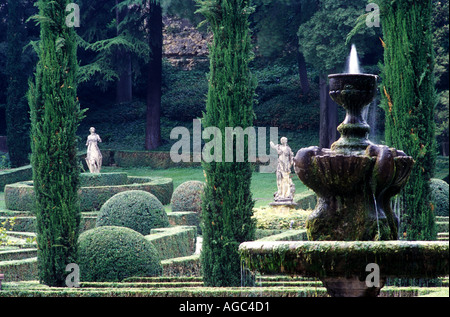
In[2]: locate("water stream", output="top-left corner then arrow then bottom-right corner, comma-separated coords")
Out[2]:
346,44 -> 361,74
372,193 -> 381,240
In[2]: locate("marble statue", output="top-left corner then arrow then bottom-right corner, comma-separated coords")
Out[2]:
270,137 -> 296,205
85,127 -> 102,173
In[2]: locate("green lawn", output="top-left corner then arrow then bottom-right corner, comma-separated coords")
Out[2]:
102,166 -> 307,208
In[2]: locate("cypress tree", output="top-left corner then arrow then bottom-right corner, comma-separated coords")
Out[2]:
378,0 -> 437,240
196,0 -> 256,287
6,0 -> 30,167
28,0 -> 84,286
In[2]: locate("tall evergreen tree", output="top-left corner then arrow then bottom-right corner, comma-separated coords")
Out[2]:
196,0 -> 256,287
28,0 -> 84,286
377,0 -> 437,240
6,0 -> 31,167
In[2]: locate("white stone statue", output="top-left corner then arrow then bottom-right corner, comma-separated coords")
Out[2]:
270,137 -> 295,204
85,127 -> 102,173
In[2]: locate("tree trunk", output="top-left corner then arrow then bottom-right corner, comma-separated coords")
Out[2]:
327,87 -> 339,145
296,49 -> 310,95
319,74 -> 329,148
319,74 -> 338,149
116,51 -> 132,103
145,1 -> 162,150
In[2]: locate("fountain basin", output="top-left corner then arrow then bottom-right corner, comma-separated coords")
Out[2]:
239,240 -> 449,296
294,145 -> 414,241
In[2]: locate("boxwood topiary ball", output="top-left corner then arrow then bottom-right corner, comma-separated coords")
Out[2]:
430,178 -> 449,217
78,226 -> 162,282
171,180 -> 205,213
96,190 -> 169,235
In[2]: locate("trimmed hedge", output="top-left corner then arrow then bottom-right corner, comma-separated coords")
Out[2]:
161,254 -> 202,277
0,257 -> 38,281
294,191 -> 317,210
96,190 -> 169,235
115,150 -> 201,168
78,226 -> 162,282
3,181 -> 34,212
0,212 -> 98,233
431,178 -> 449,217
252,207 -> 310,230
80,176 -> 173,210
171,181 -> 205,213
254,229 -> 285,240
167,211 -> 200,228
257,229 -> 308,241
145,226 -> 197,260
0,165 -> 32,192
0,248 -> 37,261
79,172 -> 128,187
4,175 -> 173,211
0,283 -> 445,297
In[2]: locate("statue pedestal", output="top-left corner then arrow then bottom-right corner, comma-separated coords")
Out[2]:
269,200 -> 298,213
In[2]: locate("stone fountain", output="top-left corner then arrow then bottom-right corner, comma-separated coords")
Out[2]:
239,71 -> 449,297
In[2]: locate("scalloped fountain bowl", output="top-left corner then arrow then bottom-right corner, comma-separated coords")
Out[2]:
239,240 -> 449,297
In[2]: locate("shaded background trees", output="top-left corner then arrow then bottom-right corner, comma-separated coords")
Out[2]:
1,0 -> 447,159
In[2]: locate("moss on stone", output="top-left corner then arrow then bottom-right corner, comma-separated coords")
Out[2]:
239,241 -> 449,279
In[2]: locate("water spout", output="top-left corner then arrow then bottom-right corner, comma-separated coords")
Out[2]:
372,193 -> 381,240
346,44 -> 361,74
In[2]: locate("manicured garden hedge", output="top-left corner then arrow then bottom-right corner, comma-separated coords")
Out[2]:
167,211 -> 200,229
171,181 -> 205,213
79,172 -> 128,187
0,257 -> 38,281
0,279 -> 445,297
431,178 -> 449,217
252,207 -> 310,230
294,191 -> 317,210
0,165 -> 32,192
146,226 -> 197,260
97,190 -> 169,235
0,212 -> 98,233
78,226 -> 162,282
4,175 -> 173,211
0,248 -> 37,261
161,254 -> 201,277
257,229 -> 308,241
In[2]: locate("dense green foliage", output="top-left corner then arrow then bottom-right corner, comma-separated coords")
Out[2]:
27,0 -> 84,286
378,0 -> 437,240
78,226 -> 162,282
430,178 -> 449,217
96,190 -> 169,235
171,180 -> 205,213
197,0 -> 256,287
